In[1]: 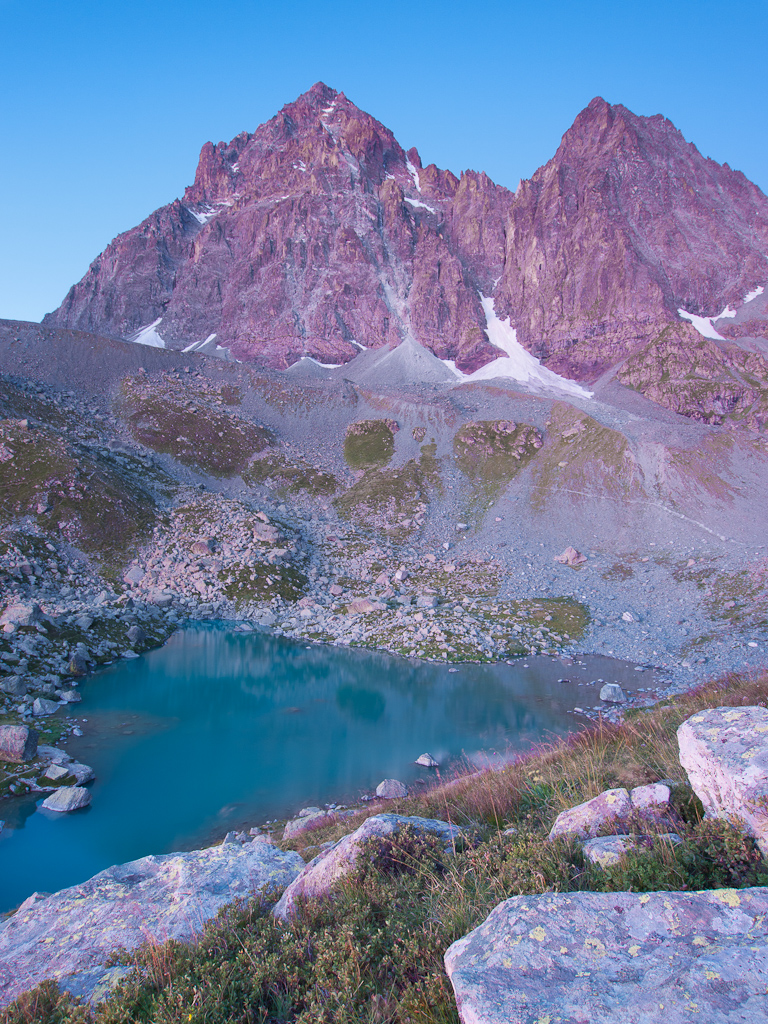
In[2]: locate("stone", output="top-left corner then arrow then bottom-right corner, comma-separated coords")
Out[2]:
41,787 -> 92,812
599,682 -> 626,702
74,615 -> 93,631
376,779 -> 408,799
581,833 -> 682,868
283,810 -> 329,839
622,610 -> 636,622
0,842 -> 304,1008
445,887 -> 768,1024
59,689 -> 82,703
32,697 -> 60,717
122,566 -> 145,585
0,675 -> 27,697
581,834 -> 635,867
347,597 -> 376,615
252,523 -> 278,543
126,624 -> 146,646
68,652 -> 88,676
416,594 -> 438,609
554,546 -> 586,566
273,814 -> 462,921
191,538 -> 215,555
44,763 -> 71,781
678,705 -> 768,855
548,788 -> 632,840
0,602 -> 43,627
0,725 -> 38,763
329,584 -> 343,597
630,782 -> 671,810
415,753 -> 439,767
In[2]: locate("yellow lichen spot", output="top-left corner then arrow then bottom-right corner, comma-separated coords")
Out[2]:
44,937 -> 54,943
502,957 -> 513,968
640,894 -> 651,904
693,936 -> 710,947
537,1016 -> 551,1024
585,937 -> 606,954
715,890 -> 741,907
741,750 -> 757,760
529,925 -> 547,942
723,711 -> 742,722
560,946 -> 569,954
755,724 -> 768,733
628,945 -> 641,957
576,971 -> 591,977
691,715 -> 704,722
606,793 -> 617,804
705,971 -> 720,981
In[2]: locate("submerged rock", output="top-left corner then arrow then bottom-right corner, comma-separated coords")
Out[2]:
0,842 -> 304,1008
415,753 -> 439,767
445,887 -> 768,1024
274,813 -> 462,921
678,705 -> 768,855
599,682 -> 626,702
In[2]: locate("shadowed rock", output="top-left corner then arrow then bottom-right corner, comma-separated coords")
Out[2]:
0,725 -> 38,763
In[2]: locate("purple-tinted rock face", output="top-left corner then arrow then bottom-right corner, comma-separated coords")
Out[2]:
44,86 -> 768,383
494,97 -> 768,380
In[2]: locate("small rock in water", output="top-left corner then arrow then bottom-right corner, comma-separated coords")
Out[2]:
599,683 -> 626,703
68,653 -> 88,676
44,763 -> 71,781
126,625 -> 146,646
415,753 -> 439,767
41,787 -> 92,813
375,779 -> 408,799
58,690 -> 82,703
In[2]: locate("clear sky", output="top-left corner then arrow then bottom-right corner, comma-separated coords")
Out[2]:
1,0 -> 766,323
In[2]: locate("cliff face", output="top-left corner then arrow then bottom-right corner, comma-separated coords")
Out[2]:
494,97 -> 768,380
45,86 -> 768,390
46,83 -> 511,372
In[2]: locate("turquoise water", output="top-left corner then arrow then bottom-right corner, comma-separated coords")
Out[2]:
0,626 -> 651,912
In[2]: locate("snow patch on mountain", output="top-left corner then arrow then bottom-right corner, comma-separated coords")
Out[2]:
406,159 -> 421,193
448,297 -> 591,398
404,197 -> 436,213
128,319 -> 166,349
678,308 -> 726,341
744,285 -> 765,304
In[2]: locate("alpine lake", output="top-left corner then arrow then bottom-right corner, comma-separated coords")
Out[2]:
0,625 -> 655,913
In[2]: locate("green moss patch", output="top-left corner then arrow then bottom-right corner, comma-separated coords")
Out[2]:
120,375 -> 271,477
243,454 -> 337,497
343,419 -> 397,470
453,420 -> 542,509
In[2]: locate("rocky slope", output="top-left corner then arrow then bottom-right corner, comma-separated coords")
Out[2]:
43,86 -> 768,417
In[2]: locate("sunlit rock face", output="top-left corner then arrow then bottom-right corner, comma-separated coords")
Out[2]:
45,86 -> 768,391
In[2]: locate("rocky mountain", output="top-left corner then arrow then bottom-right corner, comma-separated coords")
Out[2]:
44,85 -> 768,412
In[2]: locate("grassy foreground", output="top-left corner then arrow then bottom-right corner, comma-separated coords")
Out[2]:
5,671 -> 768,1024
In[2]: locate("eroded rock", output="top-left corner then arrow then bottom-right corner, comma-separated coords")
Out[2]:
0,842 -> 304,1008
678,705 -> 768,855
376,779 -> 408,799
41,787 -> 92,812
548,788 -> 632,840
445,888 -> 768,1024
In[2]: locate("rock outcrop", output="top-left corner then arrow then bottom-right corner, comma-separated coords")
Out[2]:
678,706 -> 768,855
0,725 -> 38,763
0,841 -> 304,1008
273,813 -> 462,921
445,887 -> 768,1024
43,84 -> 768,402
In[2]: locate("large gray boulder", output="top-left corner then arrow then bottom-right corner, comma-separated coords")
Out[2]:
273,814 -> 462,921
548,788 -> 632,840
678,705 -> 768,855
0,841 -> 304,1008
445,887 -> 768,1024
0,725 -> 38,763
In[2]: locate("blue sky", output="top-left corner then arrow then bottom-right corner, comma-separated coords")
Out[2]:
1,0 -> 766,323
